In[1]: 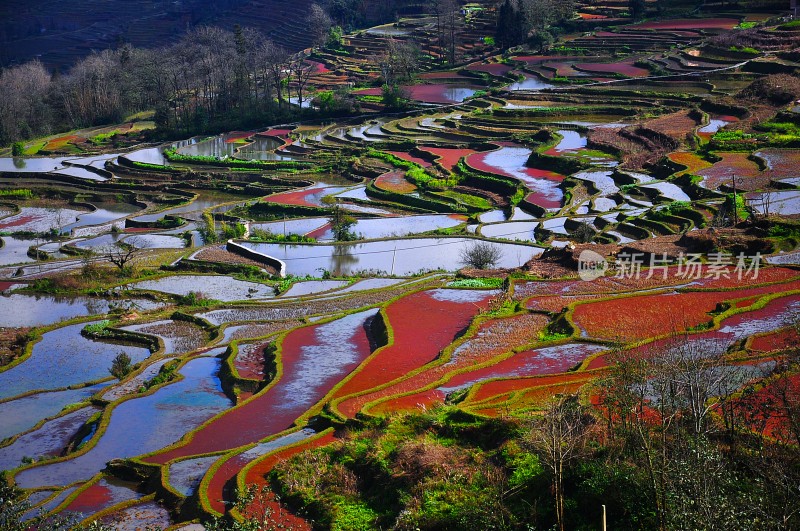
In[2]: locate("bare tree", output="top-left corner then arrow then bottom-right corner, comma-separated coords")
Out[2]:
459,241 -> 503,269
0,60 -> 52,144
261,40 -> 290,108
431,0 -> 461,65
374,39 -> 420,85
102,237 -> 146,272
529,394 -> 590,531
751,189 -> 773,220
290,55 -> 315,109
308,3 -> 333,48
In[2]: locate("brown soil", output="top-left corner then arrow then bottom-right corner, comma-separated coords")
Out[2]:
0,327 -> 32,368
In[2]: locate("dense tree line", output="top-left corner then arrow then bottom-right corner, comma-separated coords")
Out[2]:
0,25 -> 356,146
1,0 -> 473,147
496,0 -> 576,50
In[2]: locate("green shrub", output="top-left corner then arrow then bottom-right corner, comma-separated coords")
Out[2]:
109,352 -> 133,379
367,149 -> 459,189
11,142 -> 24,156
0,189 -> 34,199
448,277 -> 504,288
332,501 -> 379,531
140,359 -> 180,391
176,291 -> 219,307
729,46 -> 760,55
249,227 -> 315,243
220,221 -> 246,239
83,320 -> 112,336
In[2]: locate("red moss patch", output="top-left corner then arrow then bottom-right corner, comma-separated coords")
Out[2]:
466,373 -> 593,405
669,152 -> 712,176
418,146 -> 475,171
467,63 -> 514,76
260,129 -> 293,138
756,149 -> 800,180
386,151 -> 432,168
225,131 -> 253,143
0,214 -> 38,229
44,134 -> 82,151
697,152 -> 765,191
305,222 -> 332,239
66,484 -> 114,514
235,342 -> 272,381
511,55 -> 583,65
694,266 -> 799,288
375,170 -> 417,194
334,290 -> 492,417
263,187 -> 324,207
573,279 -> 800,342
749,327 -> 800,353
732,373 -> 800,443
238,432 -> 337,529
368,313 -> 549,414
419,72 -> 474,80
574,61 -> 649,77
307,60 -> 330,74
587,293 -> 800,369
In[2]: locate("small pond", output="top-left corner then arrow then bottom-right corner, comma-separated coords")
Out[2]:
365,25 -> 410,36
0,156 -> 75,172
121,147 -> 168,166
52,166 -> 107,181
551,130 -> 587,152
250,217 -> 329,237
281,280 -> 349,298
574,170 -> 618,196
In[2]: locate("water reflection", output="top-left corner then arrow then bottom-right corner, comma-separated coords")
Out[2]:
241,238 -> 541,276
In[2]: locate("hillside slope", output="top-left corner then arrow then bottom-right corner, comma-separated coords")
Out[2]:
0,0 -> 316,69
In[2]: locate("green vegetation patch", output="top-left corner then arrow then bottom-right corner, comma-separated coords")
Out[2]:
448,277 -> 504,288
0,189 -> 34,199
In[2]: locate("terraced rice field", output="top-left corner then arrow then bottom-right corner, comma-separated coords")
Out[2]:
2,5 -> 800,529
